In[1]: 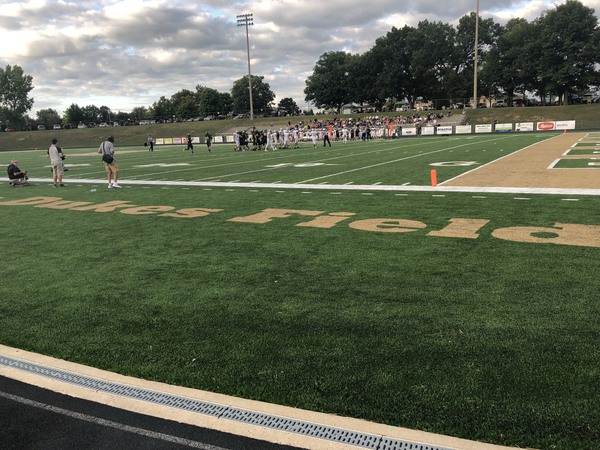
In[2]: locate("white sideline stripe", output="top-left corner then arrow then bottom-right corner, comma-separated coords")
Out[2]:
548,159 -> 561,169
0,391 -> 224,450
25,177 -> 600,196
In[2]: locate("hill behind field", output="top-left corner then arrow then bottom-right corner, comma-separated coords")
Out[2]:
1,104 -> 599,152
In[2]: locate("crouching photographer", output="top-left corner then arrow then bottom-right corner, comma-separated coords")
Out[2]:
7,159 -> 30,186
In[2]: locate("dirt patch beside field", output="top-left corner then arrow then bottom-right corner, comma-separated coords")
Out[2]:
443,132 -> 600,189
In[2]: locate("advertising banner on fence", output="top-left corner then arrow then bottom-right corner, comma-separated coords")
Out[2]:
475,124 -> 493,133
422,126 -> 435,136
455,125 -> 472,134
403,128 -> 417,136
515,122 -> 534,132
495,123 -> 513,132
537,121 -> 556,131
214,136 -> 224,143
555,120 -> 576,130
436,126 -> 453,135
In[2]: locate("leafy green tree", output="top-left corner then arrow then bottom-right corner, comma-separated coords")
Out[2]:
150,96 -> 174,121
98,106 -> 113,124
537,0 -> 599,104
198,87 -> 223,116
35,108 -> 61,129
64,103 -> 85,127
231,75 -> 275,116
130,106 -> 150,121
405,21 -> 456,105
446,13 -> 500,101
82,105 -> 101,124
304,51 -> 356,112
219,92 -> 232,115
481,19 -> 534,104
277,97 -> 300,116
0,64 -> 34,130
170,89 -> 198,119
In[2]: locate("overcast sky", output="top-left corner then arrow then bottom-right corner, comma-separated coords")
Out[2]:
1,0 -> 598,117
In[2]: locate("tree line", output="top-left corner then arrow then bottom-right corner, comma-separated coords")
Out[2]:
304,0 -> 599,111
0,71 -> 301,131
1,0 -> 598,131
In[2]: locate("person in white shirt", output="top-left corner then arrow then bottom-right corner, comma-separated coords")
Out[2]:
311,128 -> 318,149
47,138 -> 65,187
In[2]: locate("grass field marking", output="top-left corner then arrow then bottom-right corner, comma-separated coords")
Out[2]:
440,133 -> 561,186
548,159 -> 561,169
23,176 -> 600,196
297,136 -> 516,184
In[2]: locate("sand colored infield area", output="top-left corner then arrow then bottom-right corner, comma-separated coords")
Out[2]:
442,132 -> 600,189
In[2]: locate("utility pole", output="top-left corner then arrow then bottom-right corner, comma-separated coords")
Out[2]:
473,0 -> 479,109
237,13 -> 254,121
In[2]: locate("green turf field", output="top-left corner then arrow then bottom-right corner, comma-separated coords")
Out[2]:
1,134 -> 599,449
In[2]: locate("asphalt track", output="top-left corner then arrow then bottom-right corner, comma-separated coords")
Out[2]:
0,346 -> 516,450
0,375 -> 299,450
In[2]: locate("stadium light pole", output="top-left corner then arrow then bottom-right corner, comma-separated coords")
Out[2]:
473,0 -> 479,108
237,13 -> 254,121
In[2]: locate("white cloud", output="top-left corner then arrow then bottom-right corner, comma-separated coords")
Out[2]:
0,0 -> 597,115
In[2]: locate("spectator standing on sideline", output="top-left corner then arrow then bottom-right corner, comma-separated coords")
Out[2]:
147,134 -> 154,151
185,133 -> 194,153
7,159 -> 29,186
323,128 -> 331,147
205,131 -> 212,152
98,135 -> 121,189
47,138 -> 65,187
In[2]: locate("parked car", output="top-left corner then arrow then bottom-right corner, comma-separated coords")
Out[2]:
77,123 -> 87,128
493,100 -> 506,107
204,115 -> 215,121
99,122 -> 109,127
233,114 -> 247,119
53,124 -> 61,130
37,125 -> 46,130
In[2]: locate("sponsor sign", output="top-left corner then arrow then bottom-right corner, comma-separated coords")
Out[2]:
537,121 -> 556,131
422,126 -> 435,136
495,123 -> 513,133
555,120 -> 576,131
515,122 -> 534,132
455,125 -> 472,134
475,124 -> 492,133
214,136 -> 224,143
403,128 -> 417,136
436,126 -> 453,135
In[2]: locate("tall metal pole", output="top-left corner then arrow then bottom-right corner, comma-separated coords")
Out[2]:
237,13 -> 254,120
473,0 -> 479,108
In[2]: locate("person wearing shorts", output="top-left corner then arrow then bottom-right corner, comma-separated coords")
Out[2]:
98,136 -> 121,189
47,138 -> 65,187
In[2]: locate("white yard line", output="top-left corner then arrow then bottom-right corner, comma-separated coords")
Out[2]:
26,177 -> 600,196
